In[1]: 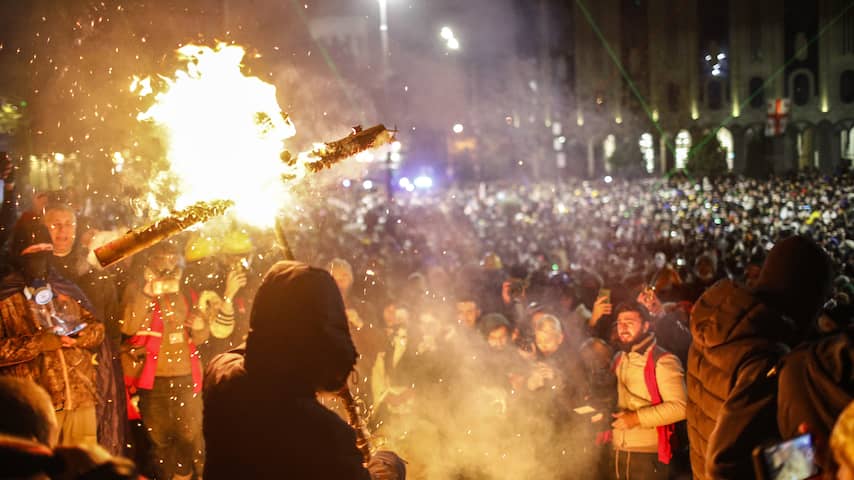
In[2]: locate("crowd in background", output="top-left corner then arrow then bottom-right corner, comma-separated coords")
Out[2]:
1,157 -> 854,479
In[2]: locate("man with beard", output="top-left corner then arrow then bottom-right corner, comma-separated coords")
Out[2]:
0,216 -> 106,447
202,261 -> 404,479
610,301 -> 686,480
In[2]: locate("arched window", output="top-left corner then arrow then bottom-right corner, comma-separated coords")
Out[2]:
675,130 -> 692,170
748,77 -> 765,109
841,70 -> 854,103
639,133 -> 655,173
792,73 -> 811,105
604,134 -> 616,173
717,127 -> 735,171
841,128 -> 854,160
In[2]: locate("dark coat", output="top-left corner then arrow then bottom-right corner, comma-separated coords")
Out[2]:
202,348 -> 370,480
777,326 -> 854,472
203,261 -> 368,480
687,279 -> 790,480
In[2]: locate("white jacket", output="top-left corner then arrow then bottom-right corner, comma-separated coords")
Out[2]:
612,334 -> 687,453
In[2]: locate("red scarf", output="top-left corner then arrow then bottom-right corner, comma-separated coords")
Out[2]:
126,299 -> 203,394
642,347 -> 675,464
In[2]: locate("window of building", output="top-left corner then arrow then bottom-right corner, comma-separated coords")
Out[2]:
675,130 -> 691,170
604,134 -> 616,173
717,127 -> 735,171
749,77 -> 765,109
841,71 -> 854,103
639,133 -> 655,173
792,73 -> 811,105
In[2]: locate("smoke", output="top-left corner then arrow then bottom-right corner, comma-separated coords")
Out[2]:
365,302 -> 602,479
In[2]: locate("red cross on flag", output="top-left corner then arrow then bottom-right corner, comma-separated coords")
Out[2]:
766,98 -> 790,136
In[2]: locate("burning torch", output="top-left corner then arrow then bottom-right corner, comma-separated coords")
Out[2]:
94,200 -> 233,268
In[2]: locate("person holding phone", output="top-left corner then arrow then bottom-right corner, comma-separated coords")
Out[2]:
0,216 -> 105,447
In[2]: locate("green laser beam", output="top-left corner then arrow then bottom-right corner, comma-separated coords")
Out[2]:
286,0 -> 361,113
574,0 -> 675,158
689,0 -> 854,160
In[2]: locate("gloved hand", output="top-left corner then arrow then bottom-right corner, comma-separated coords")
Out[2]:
367,450 -> 406,480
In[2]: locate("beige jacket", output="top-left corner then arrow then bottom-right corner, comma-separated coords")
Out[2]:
612,334 -> 687,453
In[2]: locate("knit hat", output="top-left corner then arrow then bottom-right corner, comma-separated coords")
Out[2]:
754,235 -> 834,325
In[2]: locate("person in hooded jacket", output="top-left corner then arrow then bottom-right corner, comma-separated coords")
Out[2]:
0,216 -> 106,447
776,322 -> 854,474
687,235 -> 835,480
202,261 -> 405,480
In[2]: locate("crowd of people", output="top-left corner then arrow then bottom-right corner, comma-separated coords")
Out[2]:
0,151 -> 853,479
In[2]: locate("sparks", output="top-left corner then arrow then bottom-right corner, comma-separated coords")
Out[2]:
133,42 -> 296,227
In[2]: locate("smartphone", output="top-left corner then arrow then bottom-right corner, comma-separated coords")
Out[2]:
597,288 -> 611,304
752,434 -> 819,480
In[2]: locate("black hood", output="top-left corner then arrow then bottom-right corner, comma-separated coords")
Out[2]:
754,235 -> 834,326
244,261 -> 357,393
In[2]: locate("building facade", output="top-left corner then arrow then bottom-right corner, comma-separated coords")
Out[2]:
570,0 -> 854,177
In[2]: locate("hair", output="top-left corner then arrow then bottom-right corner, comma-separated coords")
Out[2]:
532,313 -> 562,333
613,300 -> 652,324
43,200 -> 75,216
0,377 -> 57,446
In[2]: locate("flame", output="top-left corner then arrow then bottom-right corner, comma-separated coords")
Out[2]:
134,43 -> 296,227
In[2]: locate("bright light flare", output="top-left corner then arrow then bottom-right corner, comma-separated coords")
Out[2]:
452,123 -> 464,134
414,175 -> 433,189
134,43 -> 297,227
440,27 -> 454,40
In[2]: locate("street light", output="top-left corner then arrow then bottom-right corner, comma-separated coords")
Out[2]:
453,123 -> 464,134
378,0 -> 392,201
439,26 -> 460,51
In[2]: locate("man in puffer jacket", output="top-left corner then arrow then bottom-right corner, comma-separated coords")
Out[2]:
686,236 -> 834,479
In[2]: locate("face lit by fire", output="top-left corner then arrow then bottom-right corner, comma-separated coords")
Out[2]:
534,315 -> 564,355
42,208 -> 77,257
487,326 -> 509,350
330,267 -> 354,296
616,310 -> 649,346
456,301 -> 480,328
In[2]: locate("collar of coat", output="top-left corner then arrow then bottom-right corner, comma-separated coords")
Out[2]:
629,332 -> 656,355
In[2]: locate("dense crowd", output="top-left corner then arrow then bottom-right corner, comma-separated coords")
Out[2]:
1,157 -> 854,479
